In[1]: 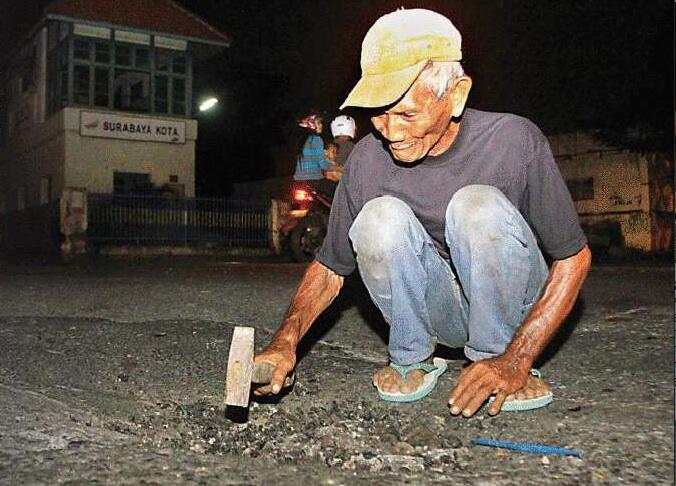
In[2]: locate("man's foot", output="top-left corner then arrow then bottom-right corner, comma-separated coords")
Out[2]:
504,373 -> 551,403
488,369 -> 554,412
373,359 -> 431,394
373,357 -> 448,403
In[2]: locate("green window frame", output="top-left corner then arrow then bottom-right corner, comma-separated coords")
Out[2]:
46,24 -> 192,118
46,21 -> 72,116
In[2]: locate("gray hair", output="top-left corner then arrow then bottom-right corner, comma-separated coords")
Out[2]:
418,61 -> 466,99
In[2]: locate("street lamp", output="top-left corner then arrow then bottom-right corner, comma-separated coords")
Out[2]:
198,97 -> 219,112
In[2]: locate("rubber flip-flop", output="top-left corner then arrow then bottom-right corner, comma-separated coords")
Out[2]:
488,369 -> 553,412
377,357 -> 448,403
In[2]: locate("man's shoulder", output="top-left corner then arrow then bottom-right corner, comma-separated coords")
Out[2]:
466,108 -> 543,138
352,133 -> 382,152
465,108 -> 548,154
345,134 -> 388,166
303,133 -> 322,148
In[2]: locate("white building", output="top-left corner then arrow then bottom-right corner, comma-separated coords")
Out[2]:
551,132 -> 673,254
0,0 -> 229,213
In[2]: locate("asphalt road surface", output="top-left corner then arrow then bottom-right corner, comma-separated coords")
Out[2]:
0,256 -> 672,485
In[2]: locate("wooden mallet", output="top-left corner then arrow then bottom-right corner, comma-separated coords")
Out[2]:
224,326 -> 294,408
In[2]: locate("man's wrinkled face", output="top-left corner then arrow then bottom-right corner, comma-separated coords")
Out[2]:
370,78 -> 456,163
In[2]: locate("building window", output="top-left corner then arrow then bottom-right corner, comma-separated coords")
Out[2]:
94,42 -> 110,63
115,44 -> 132,66
46,27 -> 191,117
172,77 -> 186,115
135,48 -> 151,69
114,69 -> 150,112
73,64 -> 91,104
172,55 -> 186,74
114,172 -> 151,195
40,176 -> 52,204
155,50 -> 171,71
94,67 -> 110,106
566,177 -> 594,201
73,39 -> 90,60
154,75 -> 168,113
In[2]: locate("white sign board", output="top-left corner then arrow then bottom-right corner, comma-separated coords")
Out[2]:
73,24 -> 111,39
155,36 -> 187,51
114,30 -> 150,45
80,111 -> 186,144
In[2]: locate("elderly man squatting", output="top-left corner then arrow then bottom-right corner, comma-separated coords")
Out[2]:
254,8 -> 591,418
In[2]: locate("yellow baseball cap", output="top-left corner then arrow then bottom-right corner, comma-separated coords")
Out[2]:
340,8 -> 463,110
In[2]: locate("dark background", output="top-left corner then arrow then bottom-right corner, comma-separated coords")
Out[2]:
1,1 -> 673,196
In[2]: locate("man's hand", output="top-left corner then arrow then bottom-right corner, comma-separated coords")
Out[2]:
324,169 -> 342,182
251,261 -> 344,398
449,245 -> 591,418
252,342 -> 296,396
448,355 -> 529,417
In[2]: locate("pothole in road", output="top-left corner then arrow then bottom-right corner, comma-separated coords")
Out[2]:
105,398 -> 469,474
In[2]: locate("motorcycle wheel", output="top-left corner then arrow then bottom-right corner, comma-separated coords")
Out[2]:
289,221 -> 324,262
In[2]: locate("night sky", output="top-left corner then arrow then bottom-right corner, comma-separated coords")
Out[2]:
1,1 -> 673,195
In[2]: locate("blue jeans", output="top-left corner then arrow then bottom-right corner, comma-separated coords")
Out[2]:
348,185 -> 549,366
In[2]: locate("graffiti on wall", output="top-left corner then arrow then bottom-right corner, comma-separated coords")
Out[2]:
648,154 -> 674,212
650,179 -> 674,213
648,154 -> 673,253
651,213 -> 673,254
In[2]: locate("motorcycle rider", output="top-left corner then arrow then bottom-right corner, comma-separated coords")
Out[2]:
322,140 -> 341,183
325,115 -> 357,182
293,112 -> 334,192
285,112 -> 335,260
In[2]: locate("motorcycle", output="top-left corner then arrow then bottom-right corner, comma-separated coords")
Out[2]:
281,183 -> 333,262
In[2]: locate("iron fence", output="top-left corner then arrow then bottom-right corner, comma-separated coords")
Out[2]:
87,194 -> 271,247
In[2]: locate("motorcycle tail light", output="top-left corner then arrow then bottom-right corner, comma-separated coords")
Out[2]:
293,188 -> 312,202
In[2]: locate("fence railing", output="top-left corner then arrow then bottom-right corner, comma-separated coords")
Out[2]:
87,194 -> 271,247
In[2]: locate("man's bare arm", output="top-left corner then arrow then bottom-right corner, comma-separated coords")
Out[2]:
254,260 -> 344,394
449,244 -> 592,416
501,244 -> 592,373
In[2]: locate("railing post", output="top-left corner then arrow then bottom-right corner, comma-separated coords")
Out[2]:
60,187 -> 88,256
183,201 -> 188,246
270,199 -> 288,255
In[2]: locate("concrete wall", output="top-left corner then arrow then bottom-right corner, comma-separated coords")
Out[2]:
550,132 -> 672,253
574,212 -> 652,252
62,108 -> 197,196
3,96 -> 66,211
556,151 -> 649,215
2,106 -> 198,212
1,26 -> 55,212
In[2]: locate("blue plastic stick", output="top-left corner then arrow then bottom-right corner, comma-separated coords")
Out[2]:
471,437 -> 583,457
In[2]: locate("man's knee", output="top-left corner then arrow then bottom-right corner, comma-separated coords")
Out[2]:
446,185 -> 512,238
349,196 -> 415,257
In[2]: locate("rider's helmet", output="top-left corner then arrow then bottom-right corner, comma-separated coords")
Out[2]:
298,112 -> 323,133
330,115 -> 356,139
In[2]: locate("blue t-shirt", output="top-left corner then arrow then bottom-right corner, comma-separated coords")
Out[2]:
294,134 -> 333,180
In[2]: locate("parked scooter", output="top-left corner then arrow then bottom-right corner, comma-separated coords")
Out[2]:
281,183 -> 333,262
